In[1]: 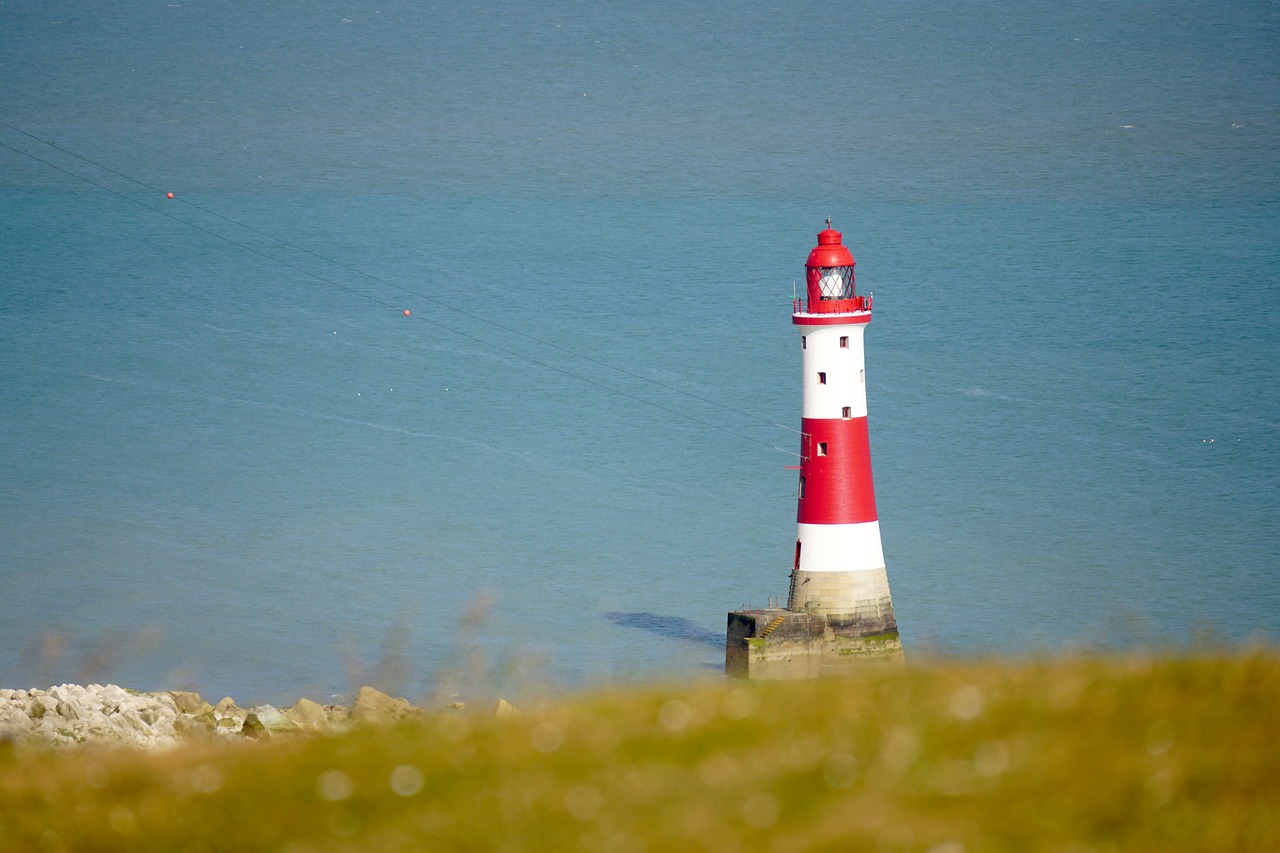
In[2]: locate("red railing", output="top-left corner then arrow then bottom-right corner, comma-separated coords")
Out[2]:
793,294 -> 873,313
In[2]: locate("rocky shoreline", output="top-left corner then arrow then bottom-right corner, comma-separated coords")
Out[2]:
0,684 -> 517,749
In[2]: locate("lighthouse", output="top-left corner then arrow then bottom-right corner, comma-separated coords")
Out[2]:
788,223 -> 896,631
726,223 -> 901,678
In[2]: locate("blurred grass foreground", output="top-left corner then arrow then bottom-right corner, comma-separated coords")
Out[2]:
2,651 -> 1277,851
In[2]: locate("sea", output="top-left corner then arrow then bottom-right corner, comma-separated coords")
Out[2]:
2,0 -> 1277,707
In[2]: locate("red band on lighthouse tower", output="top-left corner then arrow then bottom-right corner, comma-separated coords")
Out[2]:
797,416 -> 878,524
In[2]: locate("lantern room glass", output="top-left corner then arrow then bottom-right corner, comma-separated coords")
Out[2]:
815,266 -> 854,300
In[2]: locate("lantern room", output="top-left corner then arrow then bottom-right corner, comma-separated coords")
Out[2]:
802,223 -> 868,314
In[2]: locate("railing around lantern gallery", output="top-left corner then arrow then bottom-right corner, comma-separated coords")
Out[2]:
793,293 -> 873,314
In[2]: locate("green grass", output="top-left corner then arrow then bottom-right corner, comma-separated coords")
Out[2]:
2,651 -> 1278,851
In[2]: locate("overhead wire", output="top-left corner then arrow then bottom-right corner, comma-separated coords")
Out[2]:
0,122 -> 801,457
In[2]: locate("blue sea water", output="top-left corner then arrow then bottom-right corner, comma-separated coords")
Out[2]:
2,0 -> 1277,705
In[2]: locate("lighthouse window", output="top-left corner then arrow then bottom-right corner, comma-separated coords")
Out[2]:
839,336 -> 849,348
860,369 -> 865,384
817,372 -> 827,385
817,442 -> 828,456
801,336 -> 807,350
842,406 -> 852,419
798,476 -> 806,498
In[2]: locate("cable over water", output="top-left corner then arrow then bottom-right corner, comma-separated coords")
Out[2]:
1,122 -> 800,458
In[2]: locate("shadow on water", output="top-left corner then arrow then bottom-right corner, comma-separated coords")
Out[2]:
604,612 -> 723,649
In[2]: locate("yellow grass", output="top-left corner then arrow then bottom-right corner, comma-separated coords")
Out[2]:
2,651 -> 1278,851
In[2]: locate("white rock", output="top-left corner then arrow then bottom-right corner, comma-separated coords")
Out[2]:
98,684 -> 131,712
285,697 -> 330,729
1,683 -> 372,749
241,705 -> 300,739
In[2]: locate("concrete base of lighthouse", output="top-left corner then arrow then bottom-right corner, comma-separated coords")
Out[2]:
788,567 -> 897,636
725,603 -> 901,681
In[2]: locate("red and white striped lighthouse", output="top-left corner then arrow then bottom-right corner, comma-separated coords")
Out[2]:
787,222 -> 897,636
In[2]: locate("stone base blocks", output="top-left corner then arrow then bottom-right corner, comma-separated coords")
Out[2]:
726,584 -> 902,680
725,610 -> 827,680
787,567 -> 897,637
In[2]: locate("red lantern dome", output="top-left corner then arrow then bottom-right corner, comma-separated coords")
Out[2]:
803,224 -> 860,314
